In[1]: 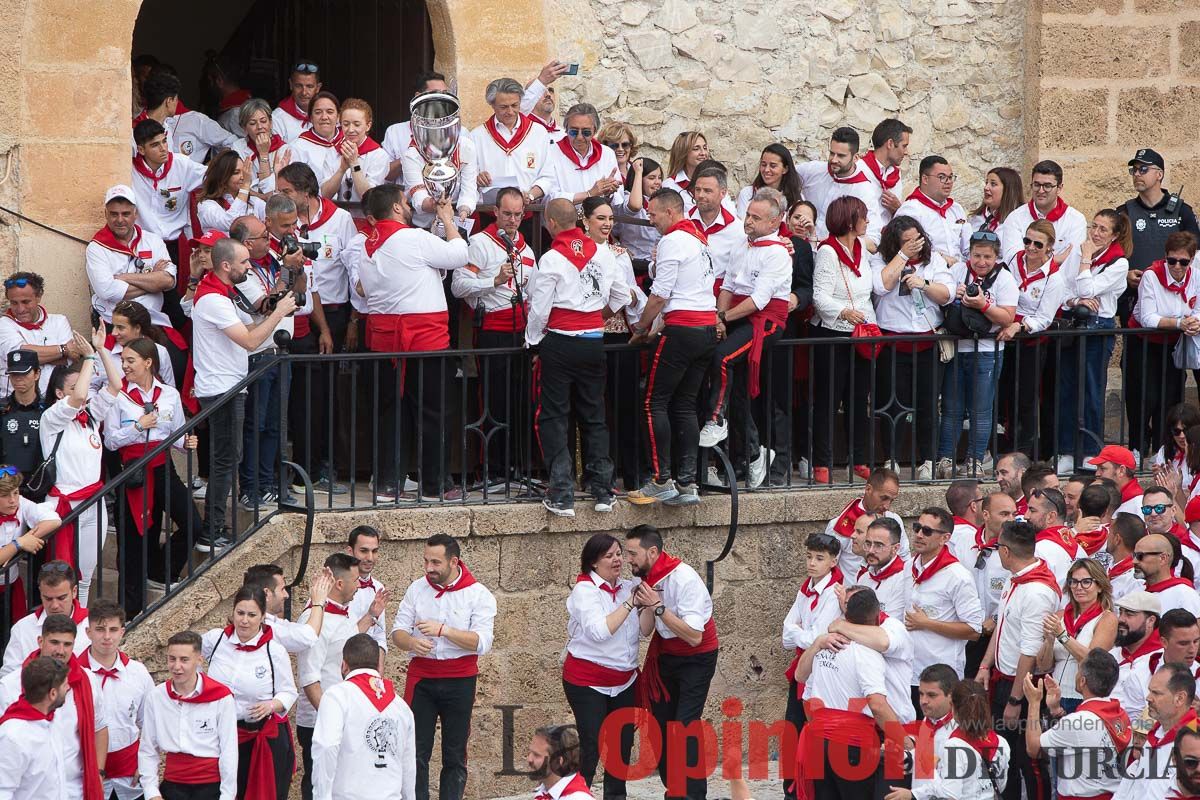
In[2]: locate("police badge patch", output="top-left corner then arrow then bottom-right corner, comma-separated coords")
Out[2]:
5,419 -> 15,434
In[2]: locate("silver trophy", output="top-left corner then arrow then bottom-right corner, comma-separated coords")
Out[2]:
409,91 -> 462,236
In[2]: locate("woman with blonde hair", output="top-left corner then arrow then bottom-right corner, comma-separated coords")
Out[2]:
322,97 -> 388,201
662,131 -> 709,207
597,121 -> 638,183
1037,558 -> 1116,714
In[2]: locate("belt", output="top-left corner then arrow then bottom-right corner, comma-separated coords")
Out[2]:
251,348 -> 279,358
322,303 -> 347,311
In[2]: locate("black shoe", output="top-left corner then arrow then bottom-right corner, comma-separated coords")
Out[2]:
194,531 -> 234,553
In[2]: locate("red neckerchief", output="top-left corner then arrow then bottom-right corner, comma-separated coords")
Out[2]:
981,211 -> 1000,232
33,602 -> 88,625
1074,524 -> 1109,557
1007,559 -> 1062,597
357,576 -> 377,591
1118,630 -> 1163,666
949,728 -> 1000,762
906,188 -> 955,218
1014,250 -> 1059,291
0,697 -> 54,724
121,378 -> 161,411
78,649 -> 130,687
298,127 -> 345,149
133,153 -> 173,191
1171,522 -> 1200,553
4,305 -> 47,331
1145,575 -> 1196,593
644,551 -> 684,588
954,516 -> 980,534
219,89 -> 251,112
221,624 -> 274,652
347,670 -> 398,712
556,136 -> 602,170
923,712 -> 954,733
535,773 -> 591,800
1108,556 -> 1135,578
1147,708 -> 1199,750
427,561 -> 479,598
91,224 -> 144,258
912,546 -> 960,585
1077,698 -> 1132,752
529,114 -> 558,133
246,134 -> 286,154
481,223 -> 528,254
21,651 -> 102,800
484,114 -> 535,155
671,170 -> 690,191
551,229 -> 597,271
356,136 -> 382,156
975,526 -> 999,552
687,206 -> 736,236
861,151 -> 899,190
831,498 -> 867,538
1089,242 -> 1126,271
1148,260 -> 1195,305
576,572 -> 619,600
1063,601 -> 1103,638
799,567 -> 845,611
1029,196 -> 1068,223
859,555 -> 904,587
1036,525 -> 1079,558
821,236 -> 864,277
166,674 -> 233,704
364,218 -> 410,257
193,271 -> 235,302
276,96 -> 309,123
0,513 -> 16,525
828,164 -> 868,184
1121,479 -> 1142,504
665,218 -> 708,245
298,197 -> 340,237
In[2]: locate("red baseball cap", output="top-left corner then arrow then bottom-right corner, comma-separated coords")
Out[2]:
1086,445 -> 1136,471
1187,496 -> 1200,524
190,230 -> 228,247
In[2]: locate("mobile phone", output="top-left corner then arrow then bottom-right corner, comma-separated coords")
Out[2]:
565,63 -> 580,76
90,308 -> 101,331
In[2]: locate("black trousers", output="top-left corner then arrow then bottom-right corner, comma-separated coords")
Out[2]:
605,332 -> 648,491
290,305 -> 350,478
237,719 -> 296,800
813,740 -> 882,800
644,325 -> 717,485
650,650 -> 718,800
782,680 -> 808,800
198,392 -> 245,538
876,343 -> 941,464
476,329 -> 532,480
563,679 -> 637,798
964,631 -> 991,679
767,318 -> 806,481
535,333 -> 613,502
412,675 -> 476,800
810,324 -> 872,468
160,781 -> 221,800
373,350 -> 452,495
298,724 -> 315,800
705,321 -> 780,467
999,342 -> 1047,457
117,457 -> 201,615
1125,336 -> 1186,456
991,676 -> 1049,800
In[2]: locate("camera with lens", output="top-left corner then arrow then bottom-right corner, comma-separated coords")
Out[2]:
965,283 -> 981,298
1068,303 -> 1096,328
280,234 -> 320,260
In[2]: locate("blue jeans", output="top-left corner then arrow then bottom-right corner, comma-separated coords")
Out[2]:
239,353 -> 283,496
938,348 -> 1003,461
1057,317 -> 1116,458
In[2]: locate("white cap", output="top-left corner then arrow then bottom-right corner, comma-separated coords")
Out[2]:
1114,590 -> 1162,616
104,185 -> 136,206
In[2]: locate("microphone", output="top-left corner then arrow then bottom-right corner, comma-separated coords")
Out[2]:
496,227 -> 517,254
143,402 -> 156,415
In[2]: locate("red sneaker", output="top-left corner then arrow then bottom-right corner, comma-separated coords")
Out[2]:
812,467 -> 831,484
853,464 -> 872,481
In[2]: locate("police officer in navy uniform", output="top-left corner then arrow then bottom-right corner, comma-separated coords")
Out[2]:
1118,148 -> 1200,324
0,350 -> 47,500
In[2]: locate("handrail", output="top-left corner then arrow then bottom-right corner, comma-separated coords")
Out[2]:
703,444 -> 739,595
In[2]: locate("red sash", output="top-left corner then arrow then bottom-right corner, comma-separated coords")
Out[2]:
547,308 -> 604,332
236,714 -> 289,800
662,310 -> 717,327
484,114 -> 535,156
21,652 -> 103,800
912,546 -> 959,585
562,652 -> 637,688
1076,698 -> 1132,752
638,618 -> 719,708
105,739 -> 140,778
119,382 -> 165,536
164,753 -> 221,784
794,707 -> 882,800
50,480 -> 105,571
403,654 -> 479,705
727,292 -> 788,397
366,312 -> 450,355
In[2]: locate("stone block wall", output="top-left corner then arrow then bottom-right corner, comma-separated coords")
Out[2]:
122,485 -> 946,799
1036,0 -> 1200,218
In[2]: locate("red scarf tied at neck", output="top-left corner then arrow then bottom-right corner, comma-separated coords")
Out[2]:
821,236 -> 864,277
426,561 -> 478,598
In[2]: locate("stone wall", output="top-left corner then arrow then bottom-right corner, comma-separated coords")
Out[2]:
1035,0 -> 1200,218
548,0 -> 1028,211
122,485 -> 945,799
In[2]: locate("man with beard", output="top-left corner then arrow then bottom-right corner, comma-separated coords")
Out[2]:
1169,725 -> 1200,799
0,656 -> 71,798
1108,513 -> 1147,600
1113,663 -> 1198,800
1135,533 -> 1200,616
626,524 -> 718,800
1111,591 -> 1164,693
347,525 -> 390,649
995,452 -> 1031,514
1114,609 -> 1200,726
826,468 -> 908,578
795,126 -> 884,243
524,725 -> 593,799
854,517 -> 912,619
1026,487 -> 1085,586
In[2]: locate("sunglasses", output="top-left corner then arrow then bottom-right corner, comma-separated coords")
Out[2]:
1133,550 -> 1167,560
1065,577 -> 1095,589
567,128 -> 594,139
1174,427 -> 1189,435
911,523 -> 949,536
609,141 -> 632,150
38,562 -> 73,579
1166,257 -> 1191,267
1128,165 -> 1156,176
1023,237 -> 1047,250
0,466 -> 18,478
3,277 -> 30,288
1142,504 -> 1170,516
293,62 -> 320,74
1183,756 -> 1200,770
970,231 -> 1000,244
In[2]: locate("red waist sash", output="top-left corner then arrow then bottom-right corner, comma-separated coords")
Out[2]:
164,752 -> 221,785
663,310 -> 717,327
562,652 -> 638,688
729,294 -> 789,397
403,654 -> 479,705
105,739 -> 140,779
548,308 -> 604,332
120,442 -> 168,536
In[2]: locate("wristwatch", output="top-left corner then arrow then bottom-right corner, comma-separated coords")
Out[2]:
1006,695 -> 1022,707
717,310 -> 727,323
654,604 -> 666,617
352,165 -> 363,173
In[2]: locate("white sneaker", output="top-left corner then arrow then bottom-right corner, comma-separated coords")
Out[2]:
796,457 -> 811,480
1056,454 -> 1074,475
748,447 -> 773,489
979,452 -> 995,473
706,466 -> 728,487
698,418 -> 729,448
192,483 -> 207,500
885,459 -> 901,473
957,458 -> 986,477
916,460 -> 933,481
1132,449 -> 1142,470
935,458 -> 955,479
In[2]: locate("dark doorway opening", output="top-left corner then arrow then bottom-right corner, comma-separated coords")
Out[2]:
132,0 -> 434,132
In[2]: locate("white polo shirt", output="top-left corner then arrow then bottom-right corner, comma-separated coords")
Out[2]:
190,276 -> 254,398
909,550 -> 983,681
994,560 -> 1061,677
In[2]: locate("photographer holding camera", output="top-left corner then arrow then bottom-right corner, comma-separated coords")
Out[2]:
192,236 -> 297,552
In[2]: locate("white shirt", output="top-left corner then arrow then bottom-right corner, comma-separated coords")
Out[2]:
1134,262 -> 1200,328
878,615 -> 917,723
909,715 -> 955,800
86,226 -> 177,327
853,557 -> 912,620
541,139 -> 622,205
687,207 -> 744,281
1036,531 -> 1086,588
1144,579 -> 1200,616
661,171 -> 738,216
102,378 -> 187,452
231,139 -> 294,193
796,160 -> 884,242
0,498 -> 58,585
92,341 -> 175,392
291,133 -> 346,189
162,110 -> 240,163
349,575 -> 389,650
138,676 -> 238,800
1039,697 -> 1125,799
1115,653 -> 1200,724
401,138 -> 481,229
130,154 -> 206,242
782,571 -> 844,655
1050,608 -> 1104,701
1072,253 -> 1130,319
1109,559 -> 1143,602
358,225 -> 469,316
311,669 -> 417,800
994,560 -> 1061,676
650,227 -> 716,317
80,650 -> 155,800
870,251 -> 955,333
0,665 -> 109,799
1011,255 -> 1070,333
0,605 -> 91,678
824,500 -> 908,579
264,613 -> 319,653
722,234 -> 792,309
191,284 -> 254,398
533,774 -> 593,800
272,103 -> 310,143
566,572 -> 640,695
343,232 -> 370,315
296,600 -> 359,728
452,228 -> 537,318
1113,715 -> 1184,800
0,308 -> 72,397
390,570 -> 497,662
909,550 -> 984,680
382,121 -> 413,185
812,240 -> 876,331
201,626 -> 298,721
469,115 -> 553,194
196,193 -> 267,234
938,735 -> 1010,800
647,560 -> 713,642
0,713 -> 67,800
999,201 -> 1088,280
237,253 -> 313,355
334,148 -> 390,205
949,262 -> 1020,353
802,640 -> 888,712
525,238 -> 627,346
895,193 -> 970,264
41,394 -> 114,494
